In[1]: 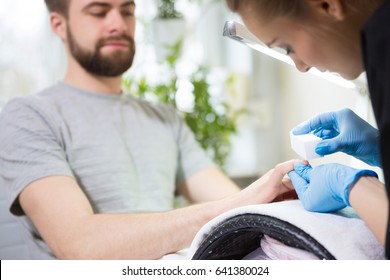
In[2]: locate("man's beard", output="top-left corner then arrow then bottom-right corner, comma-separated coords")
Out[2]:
66,27 -> 135,77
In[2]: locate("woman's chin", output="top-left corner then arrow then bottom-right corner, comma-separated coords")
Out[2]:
338,66 -> 365,80
339,70 -> 364,81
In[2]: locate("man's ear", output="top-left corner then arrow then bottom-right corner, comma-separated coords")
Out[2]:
306,0 -> 345,21
50,12 -> 67,40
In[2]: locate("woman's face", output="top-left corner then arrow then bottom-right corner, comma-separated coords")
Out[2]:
242,9 -> 364,80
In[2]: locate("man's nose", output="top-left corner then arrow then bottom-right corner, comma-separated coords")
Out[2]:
106,10 -> 128,34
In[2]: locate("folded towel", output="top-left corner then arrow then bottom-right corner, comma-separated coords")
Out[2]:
187,200 -> 385,260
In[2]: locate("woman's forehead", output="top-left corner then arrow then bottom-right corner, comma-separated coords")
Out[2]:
244,15 -> 299,42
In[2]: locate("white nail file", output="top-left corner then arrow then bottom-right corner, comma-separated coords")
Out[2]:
290,131 -> 323,160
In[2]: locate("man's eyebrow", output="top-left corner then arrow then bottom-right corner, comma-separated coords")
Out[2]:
82,1 -> 135,11
121,0 -> 135,8
82,2 -> 111,12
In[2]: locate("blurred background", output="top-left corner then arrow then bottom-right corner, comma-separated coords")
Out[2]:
0,0 -> 381,185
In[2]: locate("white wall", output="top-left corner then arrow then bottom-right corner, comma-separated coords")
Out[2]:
280,64 -> 364,158
0,0 -> 66,101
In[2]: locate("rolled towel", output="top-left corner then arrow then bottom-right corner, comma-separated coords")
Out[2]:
188,200 -> 385,260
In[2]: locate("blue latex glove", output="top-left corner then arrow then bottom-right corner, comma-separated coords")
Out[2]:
292,108 -> 381,167
288,163 -> 378,212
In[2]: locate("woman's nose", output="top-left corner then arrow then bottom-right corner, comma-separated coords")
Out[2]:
292,57 -> 311,73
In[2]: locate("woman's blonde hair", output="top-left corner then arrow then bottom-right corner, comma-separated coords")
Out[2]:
225,0 -> 382,21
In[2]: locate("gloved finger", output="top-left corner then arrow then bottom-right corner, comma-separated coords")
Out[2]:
315,137 -> 344,156
288,170 -> 309,198
313,128 -> 339,139
292,112 -> 336,135
293,163 -> 312,181
291,120 -> 315,135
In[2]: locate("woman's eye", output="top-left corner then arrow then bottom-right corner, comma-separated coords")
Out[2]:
272,44 -> 293,56
271,46 -> 291,56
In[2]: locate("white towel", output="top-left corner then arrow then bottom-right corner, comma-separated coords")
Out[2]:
243,235 -> 320,260
185,200 -> 385,260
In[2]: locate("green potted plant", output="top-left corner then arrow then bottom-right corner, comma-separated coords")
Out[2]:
152,0 -> 186,60
157,0 -> 183,19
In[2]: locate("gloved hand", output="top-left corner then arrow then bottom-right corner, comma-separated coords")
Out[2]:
288,163 -> 378,212
292,108 -> 381,167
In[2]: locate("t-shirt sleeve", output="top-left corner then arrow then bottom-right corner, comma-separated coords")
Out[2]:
173,113 -> 215,187
0,98 -> 74,215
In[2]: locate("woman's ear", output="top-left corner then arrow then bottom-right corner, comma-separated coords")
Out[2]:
306,0 -> 345,21
50,12 -> 67,41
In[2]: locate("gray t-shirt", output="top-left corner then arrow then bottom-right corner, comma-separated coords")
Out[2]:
0,82 -> 214,259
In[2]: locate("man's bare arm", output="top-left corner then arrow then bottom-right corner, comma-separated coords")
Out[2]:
19,160 -> 299,259
177,166 -> 241,203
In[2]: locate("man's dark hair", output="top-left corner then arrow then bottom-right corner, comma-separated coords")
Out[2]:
44,0 -> 70,17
